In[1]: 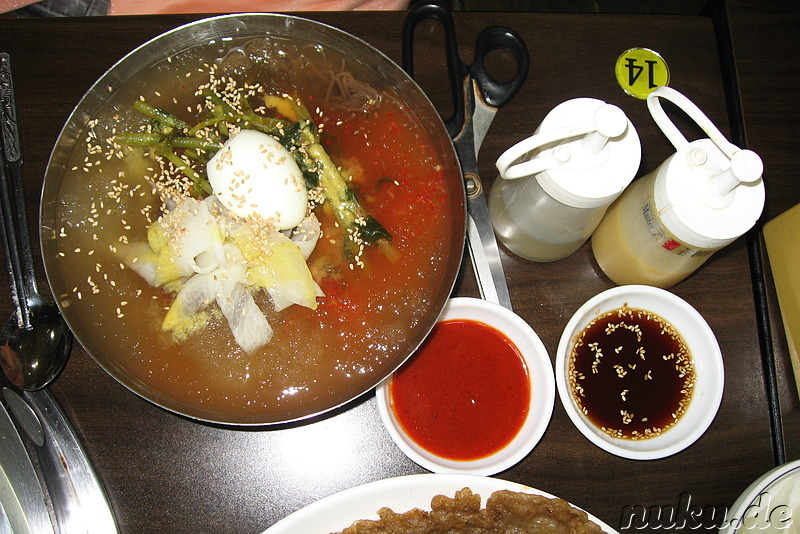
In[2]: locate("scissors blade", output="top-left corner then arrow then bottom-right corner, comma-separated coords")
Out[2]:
470,92 -> 498,157
452,79 -> 513,311
464,175 -> 513,311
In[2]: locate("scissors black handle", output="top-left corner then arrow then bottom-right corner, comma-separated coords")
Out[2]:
470,26 -> 529,109
402,2 -> 529,137
402,2 -> 468,138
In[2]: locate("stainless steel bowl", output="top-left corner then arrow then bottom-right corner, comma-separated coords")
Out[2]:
40,14 -> 465,425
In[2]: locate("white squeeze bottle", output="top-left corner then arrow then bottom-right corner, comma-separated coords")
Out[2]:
591,86 -> 765,288
489,98 -> 641,262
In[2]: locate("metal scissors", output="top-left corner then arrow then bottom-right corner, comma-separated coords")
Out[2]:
403,2 -> 529,311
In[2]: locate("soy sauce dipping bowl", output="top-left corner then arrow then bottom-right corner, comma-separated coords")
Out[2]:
376,297 -> 555,476
555,285 -> 724,460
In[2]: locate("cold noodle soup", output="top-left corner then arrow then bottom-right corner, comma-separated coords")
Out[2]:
45,20 -> 462,424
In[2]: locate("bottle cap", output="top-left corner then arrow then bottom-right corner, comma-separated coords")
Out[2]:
648,87 -> 765,248
495,98 -> 641,209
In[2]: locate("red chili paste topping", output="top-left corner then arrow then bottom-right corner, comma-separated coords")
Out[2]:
389,319 -> 531,461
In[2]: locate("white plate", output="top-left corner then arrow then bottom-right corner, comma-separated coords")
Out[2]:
720,459 -> 800,533
263,474 -> 618,534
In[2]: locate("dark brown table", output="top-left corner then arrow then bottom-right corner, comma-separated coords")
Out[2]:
0,9 -> 794,533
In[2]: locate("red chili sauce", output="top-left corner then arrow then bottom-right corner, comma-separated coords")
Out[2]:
389,319 -> 531,461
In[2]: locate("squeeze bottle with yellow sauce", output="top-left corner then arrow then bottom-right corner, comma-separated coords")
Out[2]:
591,86 -> 765,288
489,98 -> 641,262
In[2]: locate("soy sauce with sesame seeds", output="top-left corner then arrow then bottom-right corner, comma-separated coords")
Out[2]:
568,307 -> 695,440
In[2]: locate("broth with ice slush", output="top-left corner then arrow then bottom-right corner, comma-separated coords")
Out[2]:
52,36 -> 457,422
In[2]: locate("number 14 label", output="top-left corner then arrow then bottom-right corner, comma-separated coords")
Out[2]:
615,48 -> 670,99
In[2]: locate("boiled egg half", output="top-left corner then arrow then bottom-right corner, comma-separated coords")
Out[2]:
207,129 -> 308,230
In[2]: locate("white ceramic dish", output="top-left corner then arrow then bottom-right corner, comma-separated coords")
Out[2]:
555,285 -> 724,460
263,473 -> 619,534
376,297 -> 555,476
719,459 -> 800,533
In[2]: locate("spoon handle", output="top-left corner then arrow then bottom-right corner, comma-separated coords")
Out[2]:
0,52 -> 34,328
0,154 -> 27,327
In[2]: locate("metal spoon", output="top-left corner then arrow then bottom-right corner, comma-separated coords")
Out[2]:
0,52 -> 72,390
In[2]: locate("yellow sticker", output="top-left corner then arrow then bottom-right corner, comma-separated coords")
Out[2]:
615,48 -> 670,99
